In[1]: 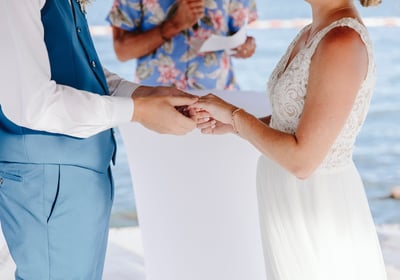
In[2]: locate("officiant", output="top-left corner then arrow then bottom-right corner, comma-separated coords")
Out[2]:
107,0 -> 258,90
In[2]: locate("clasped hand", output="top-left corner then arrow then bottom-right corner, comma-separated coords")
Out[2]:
132,86 -> 238,136
187,94 -> 239,135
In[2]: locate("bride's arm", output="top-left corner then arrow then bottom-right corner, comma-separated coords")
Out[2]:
259,115 -> 271,126
195,27 -> 368,179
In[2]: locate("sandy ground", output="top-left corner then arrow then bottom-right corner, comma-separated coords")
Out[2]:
1,225 -> 399,280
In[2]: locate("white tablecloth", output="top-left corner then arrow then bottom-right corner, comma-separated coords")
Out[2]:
119,90 -> 270,280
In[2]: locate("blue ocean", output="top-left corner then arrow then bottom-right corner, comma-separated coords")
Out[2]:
86,0 -> 400,227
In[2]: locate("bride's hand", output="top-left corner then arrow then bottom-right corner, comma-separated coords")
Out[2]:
191,94 -> 237,124
186,107 -> 211,123
197,119 -> 234,134
189,94 -> 239,134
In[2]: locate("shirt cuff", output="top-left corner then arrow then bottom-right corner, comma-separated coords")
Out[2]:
108,81 -> 139,126
113,81 -> 141,98
109,96 -> 134,127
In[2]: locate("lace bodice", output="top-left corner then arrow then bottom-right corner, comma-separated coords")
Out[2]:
267,18 -> 375,169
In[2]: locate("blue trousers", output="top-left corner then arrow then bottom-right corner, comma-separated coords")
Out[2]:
0,163 -> 114,280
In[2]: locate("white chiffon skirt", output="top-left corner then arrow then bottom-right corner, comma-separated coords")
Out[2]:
256,156 -> 387,280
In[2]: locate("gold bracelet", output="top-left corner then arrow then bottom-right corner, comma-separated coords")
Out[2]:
231,107 -> 242,134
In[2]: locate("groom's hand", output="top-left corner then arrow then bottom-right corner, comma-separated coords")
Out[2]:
131,86 -> 198,135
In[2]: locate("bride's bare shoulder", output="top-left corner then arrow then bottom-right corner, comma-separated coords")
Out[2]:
313,25 -> 368,71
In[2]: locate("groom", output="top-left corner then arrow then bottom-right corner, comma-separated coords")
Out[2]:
0,1 -> 197,279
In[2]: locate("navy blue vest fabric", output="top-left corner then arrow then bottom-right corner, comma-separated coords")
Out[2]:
0,0 -> 115,172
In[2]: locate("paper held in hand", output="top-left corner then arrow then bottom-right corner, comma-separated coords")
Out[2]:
198,25 -> 247,55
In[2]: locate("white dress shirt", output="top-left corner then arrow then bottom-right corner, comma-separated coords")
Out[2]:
0,0 -> 138,138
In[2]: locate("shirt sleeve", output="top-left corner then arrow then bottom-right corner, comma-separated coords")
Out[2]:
104,67 -> 140,128
0,1 -> 136,139
248,0 -> 258,24
228,0 -> 258,33
106,0 -> 143,32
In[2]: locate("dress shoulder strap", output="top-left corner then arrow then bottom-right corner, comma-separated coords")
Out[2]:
307,17 -> 375,79
308,17 -> 373,54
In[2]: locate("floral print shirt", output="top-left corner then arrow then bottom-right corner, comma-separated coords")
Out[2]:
107,0 -> 257,90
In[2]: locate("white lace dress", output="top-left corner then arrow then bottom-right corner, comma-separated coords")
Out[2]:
256,18 -> 387,280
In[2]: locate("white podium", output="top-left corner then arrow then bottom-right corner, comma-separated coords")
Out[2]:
119,90 -> 270,280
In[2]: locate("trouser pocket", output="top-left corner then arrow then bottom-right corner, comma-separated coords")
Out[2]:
0,171 -> 23,185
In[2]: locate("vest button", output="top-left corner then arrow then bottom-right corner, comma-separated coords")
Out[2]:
91,60 -> 96,68
0,177 -> 3,185
77,27 -> 82,33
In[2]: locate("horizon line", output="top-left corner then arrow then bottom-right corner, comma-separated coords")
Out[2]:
89,17 -> 400,36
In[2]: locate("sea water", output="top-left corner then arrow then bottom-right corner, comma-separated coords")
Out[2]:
86,0 -> 400,226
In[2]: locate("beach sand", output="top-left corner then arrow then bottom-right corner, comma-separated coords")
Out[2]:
1,225 -> 399,279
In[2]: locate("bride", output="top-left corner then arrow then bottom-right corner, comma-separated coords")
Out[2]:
191,0 -> 387,279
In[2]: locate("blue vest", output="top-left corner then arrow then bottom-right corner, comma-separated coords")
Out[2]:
0,0 -> 115,172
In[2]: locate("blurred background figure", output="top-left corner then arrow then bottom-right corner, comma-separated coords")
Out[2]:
107,0 -> 257,90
